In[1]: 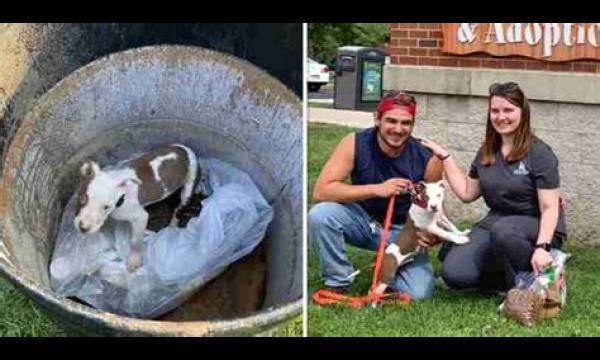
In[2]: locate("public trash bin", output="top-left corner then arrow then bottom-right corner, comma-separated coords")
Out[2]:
333,46 -> 387,111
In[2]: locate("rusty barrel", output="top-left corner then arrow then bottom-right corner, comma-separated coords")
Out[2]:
0,45 -> 302,336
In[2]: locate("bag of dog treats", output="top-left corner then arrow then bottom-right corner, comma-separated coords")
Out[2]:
502,286 -> 545,327
501,249 -> 569,326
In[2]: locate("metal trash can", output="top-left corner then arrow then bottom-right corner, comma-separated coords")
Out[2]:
333,46 -> 387,111
0,45 -> 302,336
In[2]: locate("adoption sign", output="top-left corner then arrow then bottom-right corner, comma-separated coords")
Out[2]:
441,23 -> 600,61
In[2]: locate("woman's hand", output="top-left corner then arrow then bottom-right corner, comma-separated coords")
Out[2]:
416,138 -> 449,159
373,178 -> 413,198
531,247 -> 554,275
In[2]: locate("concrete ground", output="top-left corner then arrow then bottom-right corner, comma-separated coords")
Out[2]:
307,82 -> 375,129
308,106 -> 373,129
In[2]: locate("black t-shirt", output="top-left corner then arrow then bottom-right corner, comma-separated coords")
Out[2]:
468,138 -> 567,236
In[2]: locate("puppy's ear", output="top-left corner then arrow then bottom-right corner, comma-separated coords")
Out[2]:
81,161 -> 99,178
416,181 -> 426,193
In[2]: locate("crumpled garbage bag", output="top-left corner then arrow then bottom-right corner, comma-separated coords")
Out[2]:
50,157 -> 273,319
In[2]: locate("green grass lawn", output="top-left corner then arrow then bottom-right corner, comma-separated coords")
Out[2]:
0,278 -> 66,336
274,315 -> 304,336
307,101 -> 333,109
307,122 -> 600,337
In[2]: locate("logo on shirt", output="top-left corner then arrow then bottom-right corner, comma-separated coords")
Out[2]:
513,161 -> 530,176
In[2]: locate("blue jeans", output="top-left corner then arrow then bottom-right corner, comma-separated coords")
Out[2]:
308,201 -> 435,300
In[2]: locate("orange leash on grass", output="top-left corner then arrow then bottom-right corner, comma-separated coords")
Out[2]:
312,289 -> 411,309
312,196 -> 411,308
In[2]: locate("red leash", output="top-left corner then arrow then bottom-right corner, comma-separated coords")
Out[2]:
313,196 -> 411,308
371,195 -> 396,295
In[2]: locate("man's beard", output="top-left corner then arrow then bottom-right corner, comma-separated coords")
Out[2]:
376,125 -> 409,151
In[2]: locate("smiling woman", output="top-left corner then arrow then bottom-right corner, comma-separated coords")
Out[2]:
418,82 -> 567,301
483,82 -> 533,166
490,96 -> 521,134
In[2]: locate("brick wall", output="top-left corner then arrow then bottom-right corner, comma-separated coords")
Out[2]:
389,23 -> 600,73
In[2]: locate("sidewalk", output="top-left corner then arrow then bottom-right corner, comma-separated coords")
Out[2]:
308,105 -> 373,129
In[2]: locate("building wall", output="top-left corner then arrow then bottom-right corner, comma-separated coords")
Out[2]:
389,23 -> 600,73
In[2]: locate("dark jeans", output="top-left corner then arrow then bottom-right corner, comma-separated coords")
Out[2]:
439,215 -> 564,292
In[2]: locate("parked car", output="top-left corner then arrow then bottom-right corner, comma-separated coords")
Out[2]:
308,58 -> 330,92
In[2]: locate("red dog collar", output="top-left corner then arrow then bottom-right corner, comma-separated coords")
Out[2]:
409,181 -> 428,209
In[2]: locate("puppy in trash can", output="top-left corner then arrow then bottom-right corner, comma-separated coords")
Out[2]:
74,144 -> 204,272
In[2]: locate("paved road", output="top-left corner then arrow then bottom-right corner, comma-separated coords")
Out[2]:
308,83 -> 333,100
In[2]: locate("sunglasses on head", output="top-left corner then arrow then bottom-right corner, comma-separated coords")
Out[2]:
381,90 -> 416,106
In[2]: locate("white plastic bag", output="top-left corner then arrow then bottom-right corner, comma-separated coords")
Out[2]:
50,158 -> 273,319
514,249 -> 570,301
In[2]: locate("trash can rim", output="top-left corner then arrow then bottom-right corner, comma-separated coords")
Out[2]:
0,262 -> 302,335
45,43 -> 301,110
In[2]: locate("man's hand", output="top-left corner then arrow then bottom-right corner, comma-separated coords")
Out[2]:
373,178 -> 413,198
416,230 -> 443,248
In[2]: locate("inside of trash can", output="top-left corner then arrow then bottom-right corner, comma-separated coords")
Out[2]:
41,122 -> 280,321
146,189 -> 268,321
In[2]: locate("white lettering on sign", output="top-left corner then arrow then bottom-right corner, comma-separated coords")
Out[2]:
456,23 -> 600,58
564,23 -> 574,46
524,23 -> 542,45
485,23 -> 506,44
458,23 -> 477,43
506,23 -> 523,43
578,24 -> 586,44
542,23 -> 561,57
589,23 -> 599,47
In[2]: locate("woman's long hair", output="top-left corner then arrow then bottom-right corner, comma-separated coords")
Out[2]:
481,82 -> 534,165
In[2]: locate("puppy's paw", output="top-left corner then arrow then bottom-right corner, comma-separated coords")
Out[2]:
458,228 -> 471,236
126,252 -> 143,272
451,235 -> 470,245
373,283 -> 388,296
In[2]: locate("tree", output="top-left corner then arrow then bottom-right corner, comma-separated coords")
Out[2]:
308,23 -> 389,68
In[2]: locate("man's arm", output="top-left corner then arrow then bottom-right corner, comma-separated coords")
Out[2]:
312,133 -> 412,203
424,155 -> 443,182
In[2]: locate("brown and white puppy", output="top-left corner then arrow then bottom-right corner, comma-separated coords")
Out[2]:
74,144 -> 198,272
376,180 -> 470,295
